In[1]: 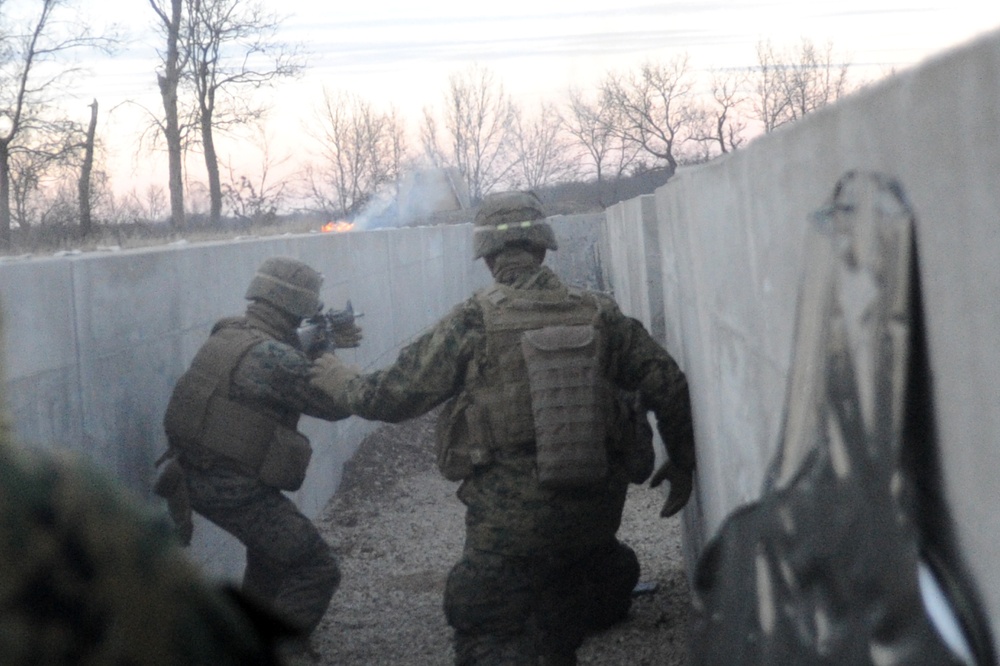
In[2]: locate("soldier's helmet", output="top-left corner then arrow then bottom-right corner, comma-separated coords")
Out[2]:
472,191 -> 558,260
245,256 -> 323,318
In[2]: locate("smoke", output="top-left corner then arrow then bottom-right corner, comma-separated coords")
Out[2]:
352,167 -> 470,230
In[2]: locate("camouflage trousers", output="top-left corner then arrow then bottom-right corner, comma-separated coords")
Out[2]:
183,465 -> 340,635
444,539 -> 639,665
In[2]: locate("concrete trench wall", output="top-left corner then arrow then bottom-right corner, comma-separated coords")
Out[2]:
602,28 -> 1000,658
0,215 -> 603,579
1,27 -> 998,657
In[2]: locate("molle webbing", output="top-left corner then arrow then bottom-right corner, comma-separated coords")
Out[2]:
163,325 -> 281,469
471,285 -> 600,451
521,324 -> 611,487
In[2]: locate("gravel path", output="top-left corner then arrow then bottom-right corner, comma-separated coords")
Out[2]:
312,412 -> 692,665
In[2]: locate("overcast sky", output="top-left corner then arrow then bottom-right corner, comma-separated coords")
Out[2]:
99,0 -> 1000,107
268,1 -> 1000,101
15,0 -> 1000,198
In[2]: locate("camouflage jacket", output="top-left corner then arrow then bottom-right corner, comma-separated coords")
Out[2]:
0,440 -> 286,665
177,302 -> 351,471
344,265 -> 694,555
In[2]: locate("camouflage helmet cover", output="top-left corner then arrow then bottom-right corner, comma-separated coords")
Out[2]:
472,191 -> 558,259
244,256 -> 323,318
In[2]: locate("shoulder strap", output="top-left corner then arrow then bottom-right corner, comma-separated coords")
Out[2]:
194,324 -> 270,398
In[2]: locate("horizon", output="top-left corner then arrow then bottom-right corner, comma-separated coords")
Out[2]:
5,0 -> 1000,212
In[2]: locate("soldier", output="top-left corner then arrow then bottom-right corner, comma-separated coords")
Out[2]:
158,256 -> 360,663
311,192 -> 696,665
0,311 -> 290,664
0,431 -> 293,665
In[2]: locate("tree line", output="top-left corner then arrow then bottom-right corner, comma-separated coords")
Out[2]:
0,0 -> 866,250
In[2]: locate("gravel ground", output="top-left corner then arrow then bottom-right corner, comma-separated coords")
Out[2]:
313,412 -> 692,665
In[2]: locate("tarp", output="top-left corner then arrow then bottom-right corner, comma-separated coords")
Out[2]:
689,172 -> 993,666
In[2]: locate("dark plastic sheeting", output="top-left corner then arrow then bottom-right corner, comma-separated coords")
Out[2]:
689,172 -> 993,666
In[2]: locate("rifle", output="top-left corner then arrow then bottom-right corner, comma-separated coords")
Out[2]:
297,300 -> 364,359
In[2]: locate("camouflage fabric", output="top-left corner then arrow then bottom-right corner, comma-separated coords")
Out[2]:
343,264 -> 694,554
0,440 -> 287,665
184,466 -> 340,635
229,303 -> 353,425
338,259 -> 694,662
170,300 -> 348,637
445,540 -> 639,665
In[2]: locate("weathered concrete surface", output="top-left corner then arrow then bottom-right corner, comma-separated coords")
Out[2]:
602,27 -> 1000,657
3,27 -> 999,657
0,214 -> 602,581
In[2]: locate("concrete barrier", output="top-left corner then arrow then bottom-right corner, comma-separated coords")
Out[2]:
603,27 -> 1000,658
0,214 -> 602,579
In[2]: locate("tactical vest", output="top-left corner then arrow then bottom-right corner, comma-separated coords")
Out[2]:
435,283 -> 614,488
163,319 -> 312,491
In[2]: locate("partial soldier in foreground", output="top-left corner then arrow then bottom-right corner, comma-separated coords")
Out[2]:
157,256 -> 361,663
311,192 -> 696,665
0,316 -> 289,664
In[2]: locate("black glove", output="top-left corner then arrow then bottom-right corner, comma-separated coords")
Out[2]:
649,461 -> 693,518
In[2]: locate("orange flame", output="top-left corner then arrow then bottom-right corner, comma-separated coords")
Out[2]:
321,221 -> 355,233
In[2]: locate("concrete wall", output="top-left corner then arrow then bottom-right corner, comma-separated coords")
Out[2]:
0,214 -> 602,580
603,28 -> 1000,656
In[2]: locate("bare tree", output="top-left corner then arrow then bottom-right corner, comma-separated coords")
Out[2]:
751,41 -> 788,134
8,102 -> 106,234
182,0 -> 304,226
600,54 -> 698,177
751,39 -> 852,132
422,64 -> 516,202
419,111 -> 447,172
8,145 -> 49,230
149,0 -> 188,229
509,101 -> 578,190
0,0 -> 115,248
77,99 -> 97,235
562,86 -> 640,193
95,184 -> 159,225
306,90 -> 407,220
690,69 -> 749,157
143,183 -> 168,221
222,129 -> 291,224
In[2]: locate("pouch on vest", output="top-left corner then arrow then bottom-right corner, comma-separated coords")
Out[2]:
195,395 -> 310,491
521,324 -> 610,489
258,426 -> 312,491
197,395 -> 275,470
163,370 -> 215,443
435,395 -> 493,481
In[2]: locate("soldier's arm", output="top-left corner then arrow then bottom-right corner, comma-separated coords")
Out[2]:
340,301 -> 482,423
232,340 -> 352,421
602,303 -> 696,474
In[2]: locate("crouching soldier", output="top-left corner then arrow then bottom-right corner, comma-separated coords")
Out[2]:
158,256 -> 360,663
310,192 -> 696,665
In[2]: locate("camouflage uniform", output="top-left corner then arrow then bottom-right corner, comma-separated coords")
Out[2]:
163,258 -> 351,643
319,194 -> 695,665
0,433 -> 289,665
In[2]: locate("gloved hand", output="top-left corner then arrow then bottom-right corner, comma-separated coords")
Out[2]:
309,352 -> 360,402
649,461 -> 694,518
330,321 -> 363,349
153,458 -> 193,546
